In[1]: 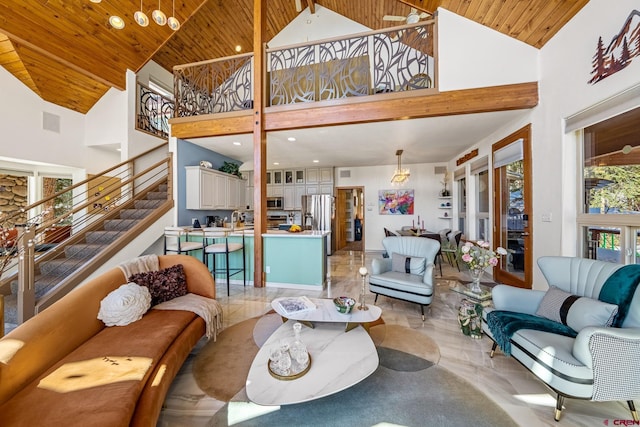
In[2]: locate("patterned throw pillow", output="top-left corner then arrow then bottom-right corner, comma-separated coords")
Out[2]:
535,286 -> 618,332
391,253 -> 426,275
129,264 -> 188,306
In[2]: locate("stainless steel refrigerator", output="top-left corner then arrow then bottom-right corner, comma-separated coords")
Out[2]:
301,194 -> 334,255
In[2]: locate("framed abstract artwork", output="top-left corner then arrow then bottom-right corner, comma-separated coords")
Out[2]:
378,189 -> 414,215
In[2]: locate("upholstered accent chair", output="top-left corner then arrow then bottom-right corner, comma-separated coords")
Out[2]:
369,236 -> 440,320
482,256 -> 640,422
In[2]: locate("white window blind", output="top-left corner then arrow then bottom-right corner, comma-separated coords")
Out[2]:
493,138 -> 523,169
470,156 -> 488,175
565,83 -> 640,133
453,168 -> 465,180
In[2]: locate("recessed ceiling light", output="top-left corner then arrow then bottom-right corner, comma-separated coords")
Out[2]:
287,137 -> 296,142
109,15 -> 125,29
313,160 -> 319,163
90,0 -> 101,3
273,162 -> 280,165
233,141 -> 241,146
235,45 -> 242,52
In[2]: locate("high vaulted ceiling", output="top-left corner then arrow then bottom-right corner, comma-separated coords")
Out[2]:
0,0 -> 588,114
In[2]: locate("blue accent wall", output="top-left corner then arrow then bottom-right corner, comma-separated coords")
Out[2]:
176,139 -> 242,226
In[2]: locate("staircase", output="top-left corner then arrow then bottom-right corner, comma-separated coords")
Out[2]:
3,184 -> 169,332
1,143 -> 173,336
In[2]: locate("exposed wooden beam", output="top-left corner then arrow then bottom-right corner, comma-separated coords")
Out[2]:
253,0 -> 267,288
170,82 -> 539,139
307,0 -> 316,14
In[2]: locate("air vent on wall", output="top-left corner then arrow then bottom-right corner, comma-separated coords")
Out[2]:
43,112 -> 61,133
434,166 -> 447,175
339,170 -> 351,178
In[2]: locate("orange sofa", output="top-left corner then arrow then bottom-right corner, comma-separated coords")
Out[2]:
0,255 -> 216,427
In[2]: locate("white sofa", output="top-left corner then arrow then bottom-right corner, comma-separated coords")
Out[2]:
482,256 -> 640,421
369,236 -> 440,320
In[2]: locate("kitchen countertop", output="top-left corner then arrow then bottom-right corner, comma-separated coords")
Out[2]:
185,227 -> 328,238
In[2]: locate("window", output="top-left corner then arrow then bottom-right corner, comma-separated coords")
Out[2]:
42,176 -> 73,226
456,172 -> 466,235
576,105 -> 640,264
472,157 -> 489,240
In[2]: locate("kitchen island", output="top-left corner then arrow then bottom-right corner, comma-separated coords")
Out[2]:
261,230 -> 329,289
186,228 -> 329,289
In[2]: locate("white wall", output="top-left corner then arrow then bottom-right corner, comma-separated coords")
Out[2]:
0,67 -> 118,173
335,162 -> 450,251
535,0 -> 640,264
437,8 -> 539,91
444,0 -> 640,289
268,4 -> 370,48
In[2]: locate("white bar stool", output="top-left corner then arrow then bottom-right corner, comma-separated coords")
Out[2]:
203,227 -> 245,296
163,226 -> 204,256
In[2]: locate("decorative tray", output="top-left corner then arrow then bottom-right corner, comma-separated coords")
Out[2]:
268,352 -> 312,381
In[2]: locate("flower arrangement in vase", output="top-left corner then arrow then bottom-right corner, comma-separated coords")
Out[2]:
459,241 -> 507,293
440,170 -> 452,197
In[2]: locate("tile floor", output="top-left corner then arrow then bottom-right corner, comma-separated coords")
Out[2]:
158,249 -> 634,427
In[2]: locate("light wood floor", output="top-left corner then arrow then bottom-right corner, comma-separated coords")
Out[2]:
158,249 -> 634,427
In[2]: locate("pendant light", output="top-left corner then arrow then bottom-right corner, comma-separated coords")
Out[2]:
390,149 -> 410,184
152,0 -> 167,26
167,0 -> 181,31
134,0 -> 150,27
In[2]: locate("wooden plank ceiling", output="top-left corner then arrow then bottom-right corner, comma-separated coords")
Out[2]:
0,0 -> 588,113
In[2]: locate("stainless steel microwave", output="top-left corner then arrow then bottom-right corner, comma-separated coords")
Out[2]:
266,197 -> 284,210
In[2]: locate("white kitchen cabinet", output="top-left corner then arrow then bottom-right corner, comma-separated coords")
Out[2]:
319,184 -> 334,195
267,185 -> 283,197
283,186 -> 295,210
307,167 -> 333,184
245,185 -> 253,210
185,166 -> 244,210
294,185 -> 306,209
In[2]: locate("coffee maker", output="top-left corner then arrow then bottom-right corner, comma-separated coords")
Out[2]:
206,215 -> 223,227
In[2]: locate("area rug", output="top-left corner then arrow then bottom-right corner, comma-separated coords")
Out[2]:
194,313 -> 518,427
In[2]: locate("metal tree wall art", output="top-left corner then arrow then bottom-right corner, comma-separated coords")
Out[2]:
589,9 -> 640,84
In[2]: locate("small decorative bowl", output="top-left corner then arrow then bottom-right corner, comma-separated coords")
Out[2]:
333,296 -> 356,314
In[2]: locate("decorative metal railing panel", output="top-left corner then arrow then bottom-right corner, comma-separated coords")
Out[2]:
172,21 -> 435,116
136,83 -> 174,138
372,25 -> 434,93
174,54 -> 253,117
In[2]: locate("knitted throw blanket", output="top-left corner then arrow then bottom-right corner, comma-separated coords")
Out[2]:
153,293 -> 224,341
118,255 -> 159,278
486,310 -> 577,356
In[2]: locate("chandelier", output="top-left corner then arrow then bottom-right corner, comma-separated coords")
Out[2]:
390,149 -> 410,184
90,0 -> 180,31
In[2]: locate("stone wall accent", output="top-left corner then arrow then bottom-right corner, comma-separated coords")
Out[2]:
0,175 -> 28,228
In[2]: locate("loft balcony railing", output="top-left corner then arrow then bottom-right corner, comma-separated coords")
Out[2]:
136,81 -> 175,138
173,20 -> 436,117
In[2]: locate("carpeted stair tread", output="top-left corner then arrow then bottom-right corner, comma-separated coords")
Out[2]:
146,191 -> 167,200
85,230 -> 124,244
119,208 -> 156,219
103,219 -> 139,231
64,243 -> 105,259
134,199 -> 165,209
9,273 -> 61,296
39,257 -> 88,276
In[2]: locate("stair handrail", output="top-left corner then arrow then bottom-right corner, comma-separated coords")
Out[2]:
1,144 -> 171,301
0,143 -> 168,226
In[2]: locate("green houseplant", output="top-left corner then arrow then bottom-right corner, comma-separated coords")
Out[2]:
218,162 -> 242,178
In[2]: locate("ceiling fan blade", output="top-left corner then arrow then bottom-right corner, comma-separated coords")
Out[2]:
419,12 -> 429,19
295,0 -> 302,12
383,15 -> 407,22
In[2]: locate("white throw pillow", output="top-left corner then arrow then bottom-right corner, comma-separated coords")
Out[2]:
391,253 -> 426,275
97,283 -> 151,327
535,286 -> 618,332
